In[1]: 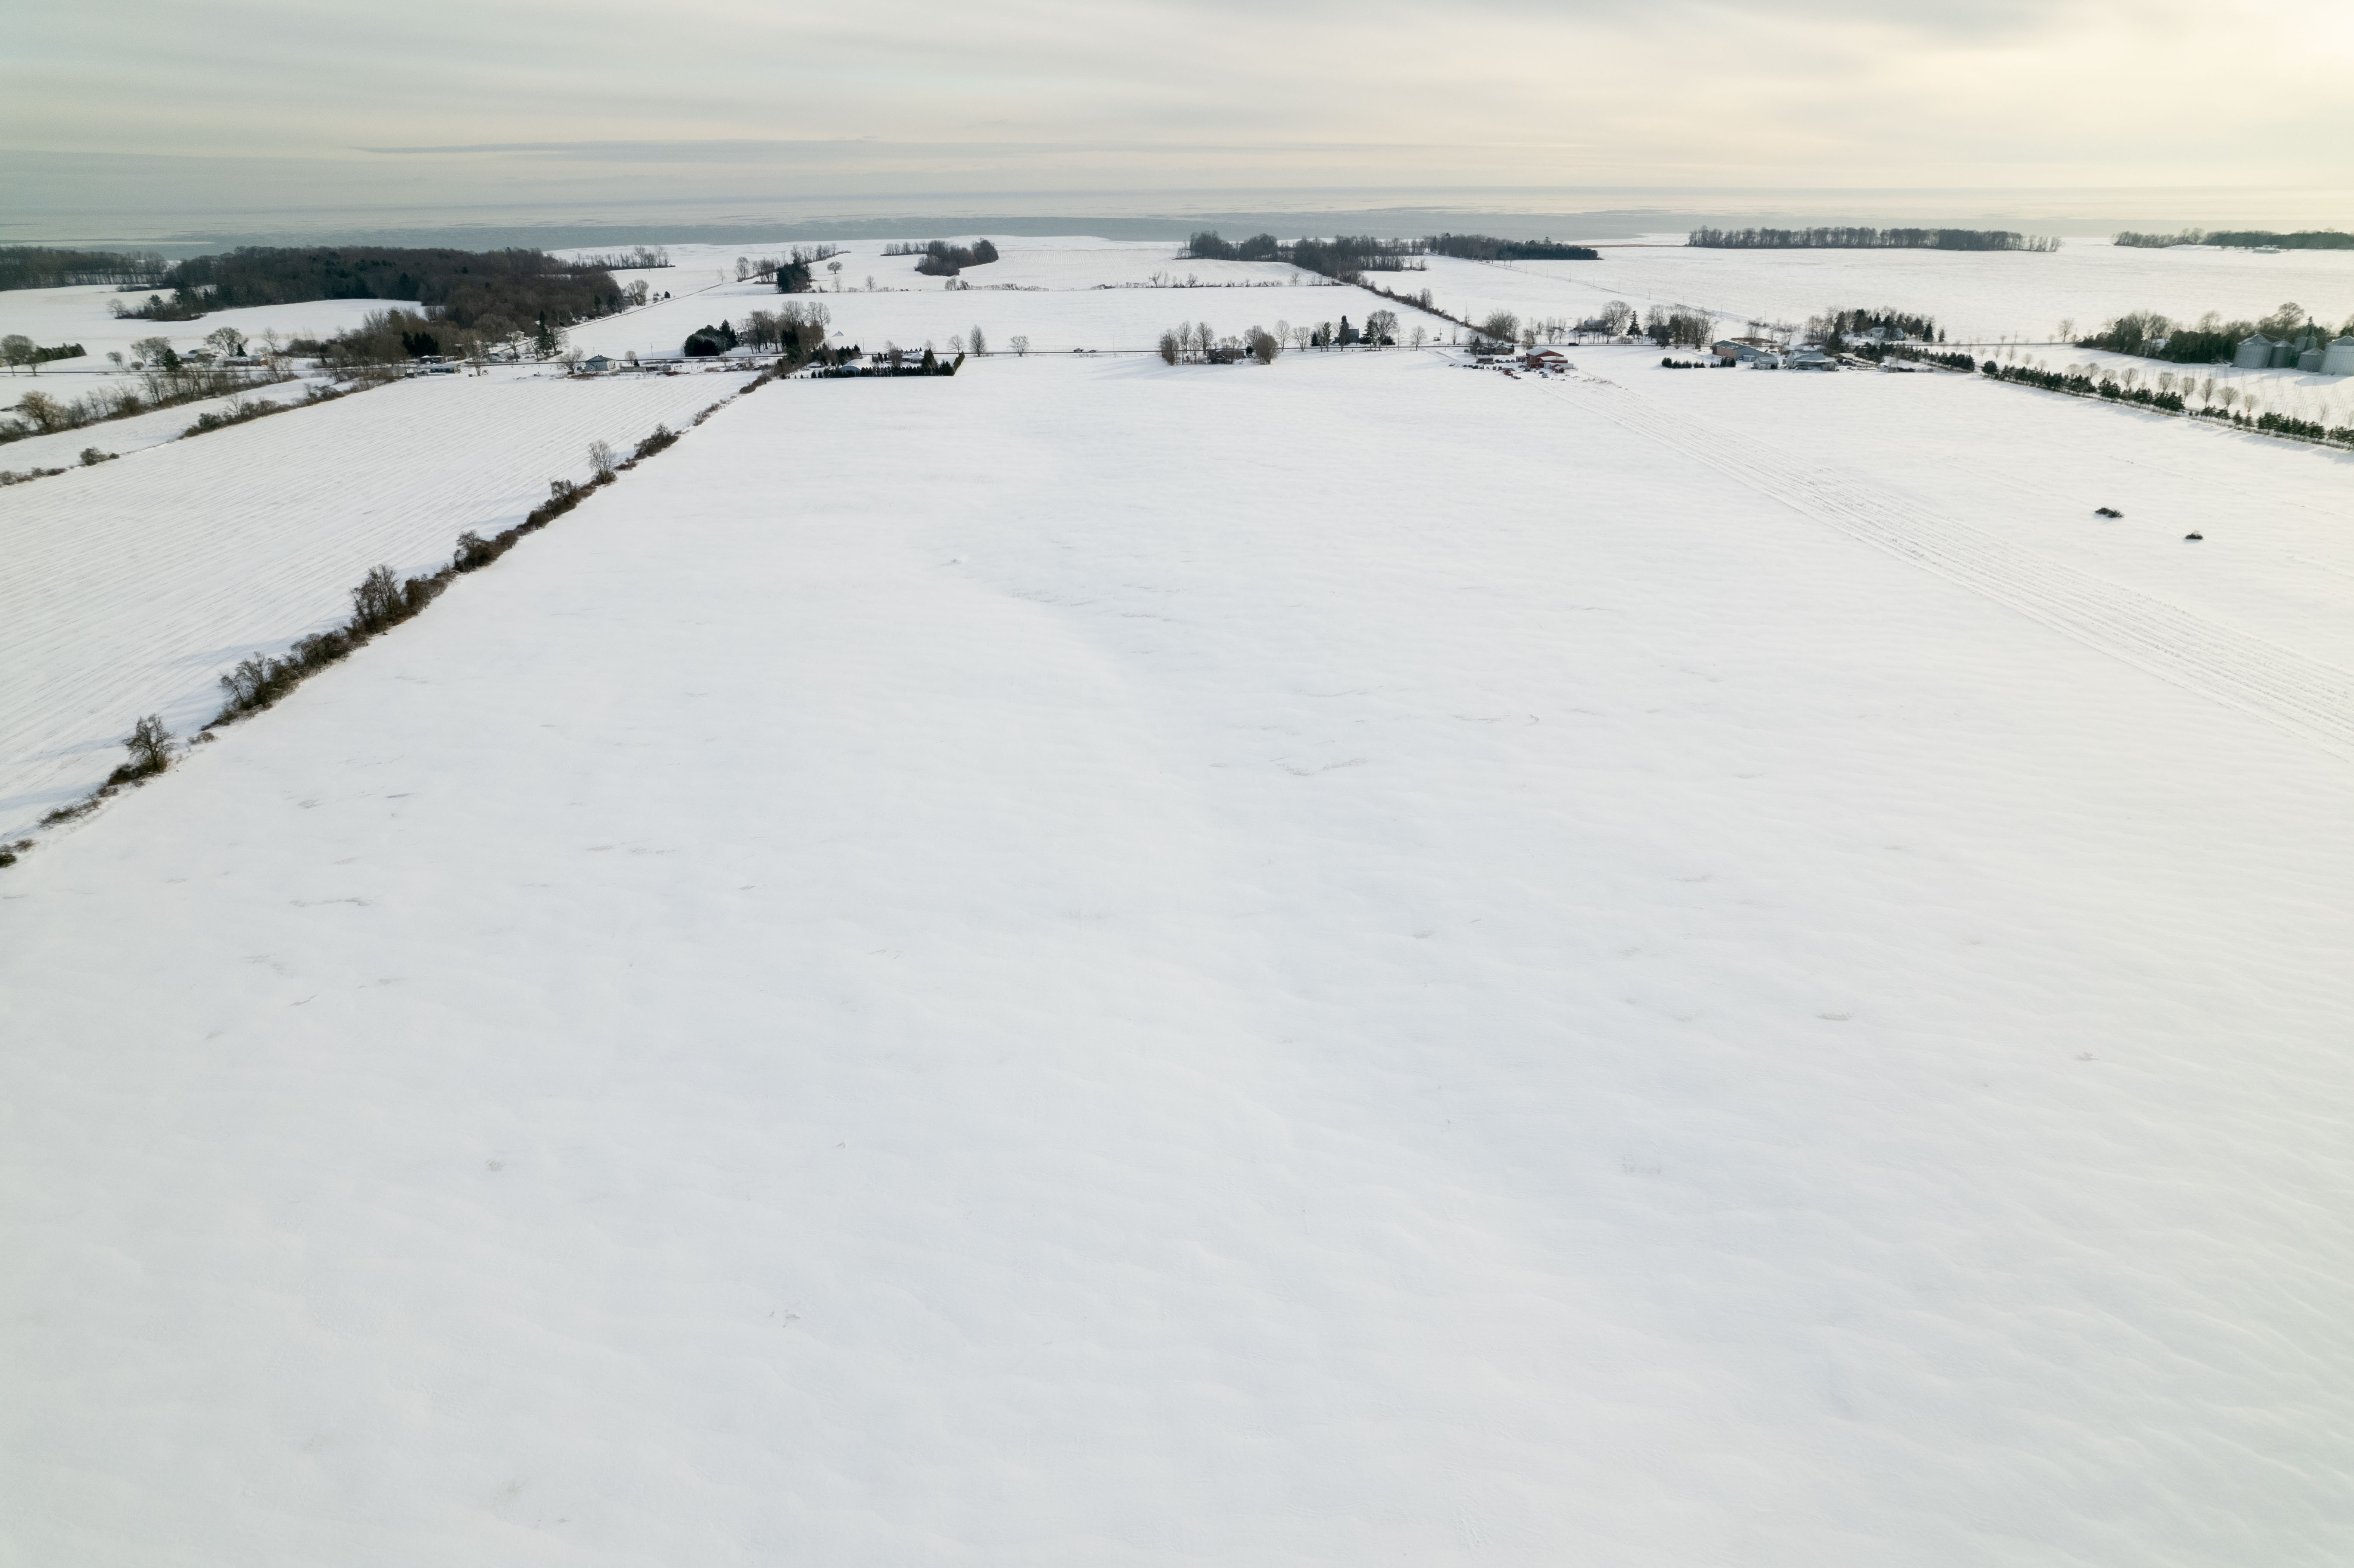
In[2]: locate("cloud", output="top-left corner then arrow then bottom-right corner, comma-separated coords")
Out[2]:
4,0 -> 2350,223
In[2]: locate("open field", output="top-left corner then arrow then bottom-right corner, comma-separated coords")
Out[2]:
0,367 -> 754,836
561,238 -> 1345,360
1456,235 -> 2354,342
7,232 -> 2354,1565
6,334 -> 2354,1564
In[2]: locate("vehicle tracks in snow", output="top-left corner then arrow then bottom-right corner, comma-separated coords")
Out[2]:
1545,371 -> 2354,761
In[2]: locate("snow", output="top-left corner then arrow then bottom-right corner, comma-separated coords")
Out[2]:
558,236 -> 1344,360
0,367 -> 755,837
6,338 -> 2354,1564
1,379 -> 324,472
1403,236 -> 2354,347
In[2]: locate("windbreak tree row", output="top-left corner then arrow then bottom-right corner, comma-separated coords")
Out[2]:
1688,227 -> 2060,252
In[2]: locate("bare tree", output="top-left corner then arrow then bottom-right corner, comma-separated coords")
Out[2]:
1409,324 -> 1427,350
588,439 -> 616,479
1010,335 -> 1030,356
1290,325 -> 1311,352
829,261 -> 843,290
124,714 -> 173,776
969,324 -> 987,355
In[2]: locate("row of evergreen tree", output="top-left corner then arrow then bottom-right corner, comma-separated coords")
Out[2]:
1979,359 -> 2354,447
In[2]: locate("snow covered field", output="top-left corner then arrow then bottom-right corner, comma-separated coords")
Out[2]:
1420,236 -> 2354,344
0,367 -> 753,837
2,378 -> 324,472
557,237 -> 1348,360
5,339 -> 2353,1565
0,283 -> 419,372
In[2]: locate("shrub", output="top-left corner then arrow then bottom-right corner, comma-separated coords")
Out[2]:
79,446 -> 116,465
588,439 -> 616,479
452,529 -> 497,571
633,423 -> 676,460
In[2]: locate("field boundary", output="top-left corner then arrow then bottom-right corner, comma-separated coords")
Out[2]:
2,369 -> 774,872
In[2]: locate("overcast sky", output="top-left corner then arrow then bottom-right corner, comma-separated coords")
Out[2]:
7,0 -> 2351,233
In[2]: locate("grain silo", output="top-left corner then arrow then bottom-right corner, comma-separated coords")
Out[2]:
2234,333 -> 2274,368
2323,337 -> 2354,376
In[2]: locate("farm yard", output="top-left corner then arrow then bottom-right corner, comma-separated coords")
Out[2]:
5,232 -> 2354,1567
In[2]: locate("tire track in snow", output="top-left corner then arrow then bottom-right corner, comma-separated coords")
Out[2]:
1546,371 -> 2354,759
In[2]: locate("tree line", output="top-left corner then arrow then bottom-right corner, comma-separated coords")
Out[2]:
1980,358 -> 2354,448
0,336 -> 87,371
0,246 -> 169,291
1181,232 -> 1427,282
2114,229 -> 2354,249
1155,310 -> 1412,364
1422,234 -> 1600,261
2,333 -> 296,444
1177,231 -> 1599,281
110,247 -> 629,340
878,240 -> 999,277
1688,227 -> 2059,252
